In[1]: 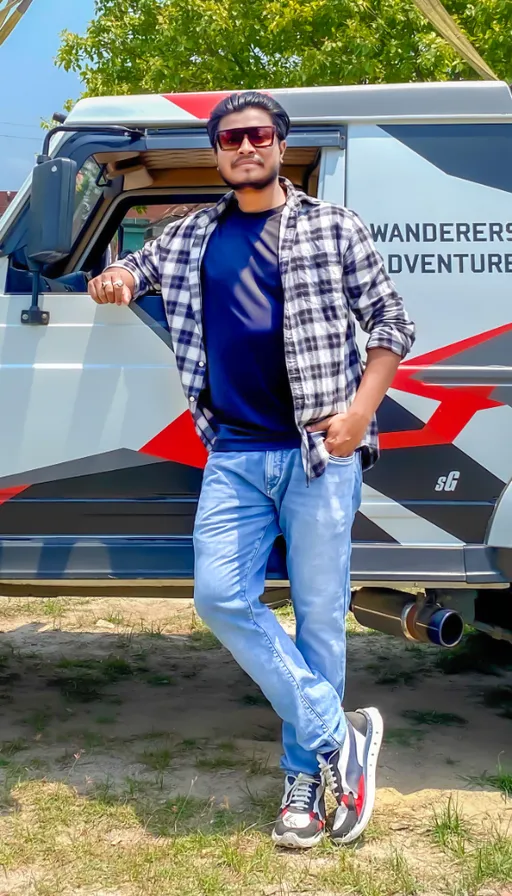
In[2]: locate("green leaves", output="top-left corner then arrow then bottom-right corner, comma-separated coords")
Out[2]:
56,0 -> 510,100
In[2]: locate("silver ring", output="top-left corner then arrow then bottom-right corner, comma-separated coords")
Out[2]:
113,279 -> 124,288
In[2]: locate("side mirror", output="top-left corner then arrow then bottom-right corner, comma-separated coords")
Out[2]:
27,157 -> 78,264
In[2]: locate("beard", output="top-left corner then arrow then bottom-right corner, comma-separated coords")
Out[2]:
219,161 -> 281,192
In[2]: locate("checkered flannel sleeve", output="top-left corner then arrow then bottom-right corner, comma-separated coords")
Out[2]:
342,210 -> 416,358
109,220 -> 182,299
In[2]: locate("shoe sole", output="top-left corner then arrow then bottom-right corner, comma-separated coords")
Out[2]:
271,828 -> 324,849
332,706 -> 384,845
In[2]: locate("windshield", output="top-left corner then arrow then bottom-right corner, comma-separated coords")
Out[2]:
72,157 -> 103,241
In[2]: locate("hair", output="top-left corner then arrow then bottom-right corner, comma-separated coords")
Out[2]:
207,91 -> 290,148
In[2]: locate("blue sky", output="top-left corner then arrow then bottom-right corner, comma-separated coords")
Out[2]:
0,0 -> 95,190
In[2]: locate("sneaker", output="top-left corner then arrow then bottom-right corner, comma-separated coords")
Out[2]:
317,706 -> 383,845
271,772 -> 326,849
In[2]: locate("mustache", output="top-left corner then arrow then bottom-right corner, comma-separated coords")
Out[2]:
232,157 -> 264,167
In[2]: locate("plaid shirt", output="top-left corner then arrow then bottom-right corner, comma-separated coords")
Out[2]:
113,179 -> 415,481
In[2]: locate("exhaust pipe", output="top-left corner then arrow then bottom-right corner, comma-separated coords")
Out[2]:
350,588 -> 464,648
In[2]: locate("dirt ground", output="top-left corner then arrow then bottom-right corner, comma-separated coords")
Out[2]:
0,594 -> 511,896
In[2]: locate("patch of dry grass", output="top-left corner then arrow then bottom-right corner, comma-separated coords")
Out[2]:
0,778 -> 509,896
0,596 -> 511,896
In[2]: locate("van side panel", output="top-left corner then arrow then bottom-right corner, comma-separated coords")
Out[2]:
345,123 -> 512,549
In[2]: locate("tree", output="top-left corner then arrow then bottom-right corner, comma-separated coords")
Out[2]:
57,0 -> 511,98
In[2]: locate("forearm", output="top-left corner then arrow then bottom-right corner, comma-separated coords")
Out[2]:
108,234 -> 166,299
350,348 -> 401,423
108,252 -> 155,298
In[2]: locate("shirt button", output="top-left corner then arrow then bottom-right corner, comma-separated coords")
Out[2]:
198,361 -> 205,368
189,396 -> 195,403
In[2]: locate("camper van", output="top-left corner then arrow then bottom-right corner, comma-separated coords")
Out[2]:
0,81 -> 511,646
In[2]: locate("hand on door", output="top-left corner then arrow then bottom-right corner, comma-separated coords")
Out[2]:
89,268 -> 135,306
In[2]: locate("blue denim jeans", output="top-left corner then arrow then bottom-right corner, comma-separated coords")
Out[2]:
193,446 -> 362,776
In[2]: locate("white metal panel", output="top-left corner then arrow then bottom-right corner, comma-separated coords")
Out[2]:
317,147 -> 345,205
0,293 -> 186,479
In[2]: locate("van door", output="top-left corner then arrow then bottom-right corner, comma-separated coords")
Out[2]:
0,193 -> 203,583
0,127 -> 343,584
345,122 -> 512,585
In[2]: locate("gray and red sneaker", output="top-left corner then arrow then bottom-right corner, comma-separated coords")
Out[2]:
317,707 -> 384,845
271,772 -> 326,849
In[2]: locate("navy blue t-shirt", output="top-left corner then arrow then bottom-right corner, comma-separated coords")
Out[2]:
201,202 -> 300,451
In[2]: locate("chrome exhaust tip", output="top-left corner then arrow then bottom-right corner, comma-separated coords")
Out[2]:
351,588 -> 464,648
415,606 -> 464,649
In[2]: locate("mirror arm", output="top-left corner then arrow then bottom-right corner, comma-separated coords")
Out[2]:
21,267 -> 49,326
41,124 -> 145,159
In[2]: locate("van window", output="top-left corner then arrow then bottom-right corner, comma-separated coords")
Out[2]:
108,200 -> 216,264
72,158 -> 103,241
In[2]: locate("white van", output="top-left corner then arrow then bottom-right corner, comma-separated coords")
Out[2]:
1,81 -> 511,645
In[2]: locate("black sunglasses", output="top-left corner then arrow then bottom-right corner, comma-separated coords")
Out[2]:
217,125 -> 276,151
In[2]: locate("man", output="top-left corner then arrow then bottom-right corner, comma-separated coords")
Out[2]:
89,91 -> 415,849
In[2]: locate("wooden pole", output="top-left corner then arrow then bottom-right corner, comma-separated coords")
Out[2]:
0,0 -> 34,47
412,0 -> 499,80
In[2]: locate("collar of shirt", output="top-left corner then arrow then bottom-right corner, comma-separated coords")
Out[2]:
195,177 -> 304,229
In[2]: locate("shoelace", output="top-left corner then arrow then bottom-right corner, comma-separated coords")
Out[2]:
288,774 -> 318,812
320,758 -> 341,800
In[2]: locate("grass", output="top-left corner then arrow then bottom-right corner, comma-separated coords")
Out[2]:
1,597 -> 511,895
431,797 -> 469,855
273,602 -> 295,622
429,799 -> 512,895
0,738 -> 27,757
463,762 -> 512,798
401,709 -> 468,727
104,610 -> 127,626
138,747 -> 173,772
384,727 -> 424,747
245,754 -> 275,776
196,754 -> 240,771
0,670 -> 21,685
194,743 -> 275,777
144,672 -> 176,686
0,767 -> 509,896
365,654 -> 432,687
178,738 -> 201,750
436,630 -> 512,676
239,692 -> 271,707
40,598 -> 71,619
481,684 -> 512,719
468,830 -> 512,888
94,712 -> 118,725
319,848 -> 420,895
0,597 -> 78,625
56,655 -> 135,679
137,619 -> 170,638
22,709 -> 53,733
47,655 -> 137,703
0,597 -> 41,619
346,612 -> 385,637
183,611 -> 222,651
251,725 -> 278,742
188,628 -> 221,650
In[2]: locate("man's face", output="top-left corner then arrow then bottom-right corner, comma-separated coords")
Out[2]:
214,108 -> 285,191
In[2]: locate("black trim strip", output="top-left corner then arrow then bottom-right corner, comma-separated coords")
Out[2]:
0,537 -> 508,584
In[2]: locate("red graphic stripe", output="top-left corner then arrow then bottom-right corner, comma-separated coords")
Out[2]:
397,321 -> 512,370
163,90 -> 272,120
382,323 -> 512,451
162,92 -> 232,120
0,485 -> 29,506
355,775 -> 365,816
139,410 -> 208,469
